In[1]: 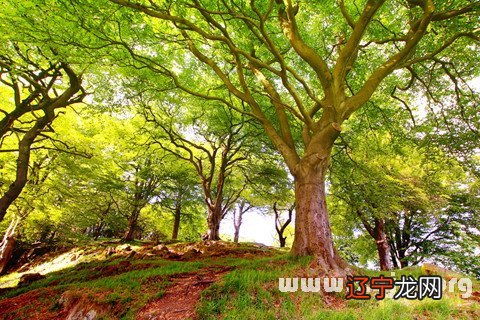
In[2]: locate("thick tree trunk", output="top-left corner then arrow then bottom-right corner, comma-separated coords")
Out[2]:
374,219 -> 393,271
376,238 -> 392,271
291,159 -> 348,276
0,121 -> 40,221
206,207 -> 221,240
171,205 -> 181,240
123,208 -> 140,241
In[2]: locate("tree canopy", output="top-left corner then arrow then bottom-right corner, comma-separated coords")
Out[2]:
0,0 -> 478,277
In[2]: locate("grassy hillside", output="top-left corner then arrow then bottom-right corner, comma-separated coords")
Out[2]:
0,241 -> 478,320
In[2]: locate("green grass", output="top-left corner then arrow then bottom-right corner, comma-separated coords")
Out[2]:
196,256 -> 479,320
1,242 -> 478,320
0,257 -> 209,319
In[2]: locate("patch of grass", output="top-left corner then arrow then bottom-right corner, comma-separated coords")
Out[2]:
2,242 -> 479,320
197,254 -> 311,319
197,256 -> 479,320
0,258 -> 208,319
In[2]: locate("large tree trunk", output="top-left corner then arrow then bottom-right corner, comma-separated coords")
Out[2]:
291,158 -> 348,276
123,208 -> 140,241
374,219 -> 393,271
206,206 -> 221,240
0,120 -> 41,221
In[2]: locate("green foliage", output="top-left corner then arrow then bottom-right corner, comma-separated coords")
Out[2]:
1,0 -> 479,283
329,96 -> 479,273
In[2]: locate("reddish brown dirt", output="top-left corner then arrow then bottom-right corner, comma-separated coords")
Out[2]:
466,291 -> 480,302
136,266 -> 232,320
0,288 -> 67,320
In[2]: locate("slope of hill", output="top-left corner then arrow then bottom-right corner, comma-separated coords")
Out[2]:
0,241 -> 478,320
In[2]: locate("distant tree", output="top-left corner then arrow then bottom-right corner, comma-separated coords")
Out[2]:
156,164 -> 202,240
273,202 -> 294,248
245,152 -> 295,248
231,199 -> 253,243
122,157 -> 163,241
143,101 -> 259,240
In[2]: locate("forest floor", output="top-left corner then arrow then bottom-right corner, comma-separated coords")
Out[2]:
0,240 -> 479,320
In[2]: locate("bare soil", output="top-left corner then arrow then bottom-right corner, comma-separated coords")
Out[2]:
136,265 -> 233,320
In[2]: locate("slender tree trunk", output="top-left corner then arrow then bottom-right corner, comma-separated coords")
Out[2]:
233,203 -> 246,243
391,253 -> 399,269
0,62 -> 82,223
0,217 -> 19,274
274,202 -> 293,248
279,235 -> 286,248
94,202 -> 112,240
93,222 -> 105,240
233,210 -> 241,243
292,158 -> 348,276
358,211 -> 394,271
391,224 -> 409,268
399,250 -> 408,268
171,204 -> 181,240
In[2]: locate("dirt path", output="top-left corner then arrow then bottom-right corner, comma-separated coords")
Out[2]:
136,265 -> 232,320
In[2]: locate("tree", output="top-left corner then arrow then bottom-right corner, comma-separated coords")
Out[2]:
231,199 -> 253,243
122,157 -> 163,241
273,202 -> 294,248
103,0 -> 480,274
436,188 -> 480,278
245,148 -> 295,247
5,0 -> 479,274
156,163 -> 202,240
330,118 -> 476,270
0,45 -> 85,222
0,151 -> 58,274
142,100 -> 257,240
330,133 -> 403,271
46,111 -> 132,242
